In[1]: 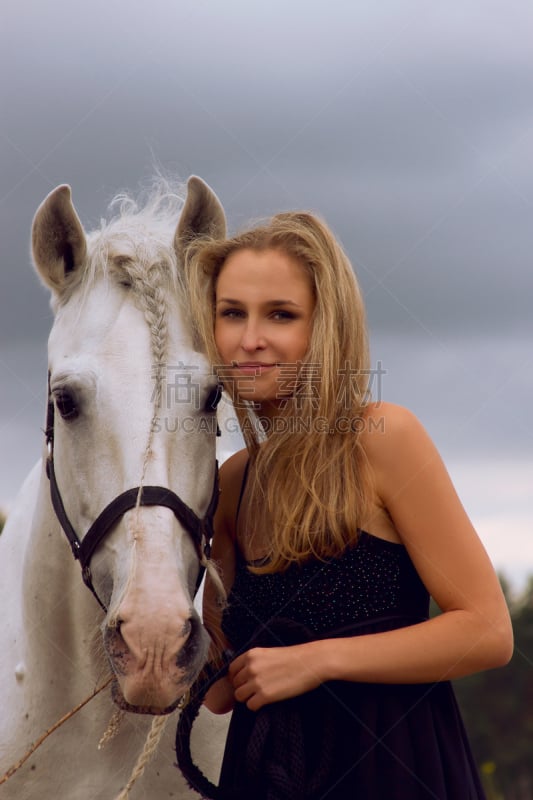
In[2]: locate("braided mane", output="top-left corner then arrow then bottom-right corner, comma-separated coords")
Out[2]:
80,182 -> 191,482
74,183 -> 189,402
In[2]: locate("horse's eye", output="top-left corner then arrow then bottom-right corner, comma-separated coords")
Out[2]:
54,390 -> 79,421
204,384 -> 223,412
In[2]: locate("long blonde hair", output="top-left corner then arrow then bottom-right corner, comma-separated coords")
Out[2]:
186,211 -> 375,572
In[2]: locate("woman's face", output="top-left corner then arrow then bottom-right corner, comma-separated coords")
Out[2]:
214,248 -> 315,415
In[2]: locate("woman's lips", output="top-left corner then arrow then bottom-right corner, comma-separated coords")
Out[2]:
232,362 -> 276,374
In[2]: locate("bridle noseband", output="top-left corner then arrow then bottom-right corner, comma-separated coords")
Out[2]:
45,375 -> 219,613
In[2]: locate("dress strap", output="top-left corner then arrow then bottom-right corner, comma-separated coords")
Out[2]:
235,458 -> 250,528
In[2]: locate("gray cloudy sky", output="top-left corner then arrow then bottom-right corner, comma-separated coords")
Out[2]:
1,0 -> 532,587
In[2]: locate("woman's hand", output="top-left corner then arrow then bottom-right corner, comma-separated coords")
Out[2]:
228,644 -> 325,711
203,674 -> 236,714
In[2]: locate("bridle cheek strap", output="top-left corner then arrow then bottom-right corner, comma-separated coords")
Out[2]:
46,452 -> 219,613
45,375 -> 219,613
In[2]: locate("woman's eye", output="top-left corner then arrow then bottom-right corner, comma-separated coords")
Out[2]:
54,390 -> 79,421
204,384 -> 223,412
219,308 -> 244,319
271,310 -> 295,321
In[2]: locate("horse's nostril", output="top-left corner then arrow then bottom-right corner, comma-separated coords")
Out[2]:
176,615 -> 206,669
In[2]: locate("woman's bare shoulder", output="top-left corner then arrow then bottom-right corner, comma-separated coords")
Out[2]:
361,401 -> 441,491
217,448 -> 250,528
363,400 -> 420,426
362,401 -> 429,452
219,447 -> 249,486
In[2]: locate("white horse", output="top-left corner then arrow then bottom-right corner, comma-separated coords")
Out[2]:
0,177 -> 230,798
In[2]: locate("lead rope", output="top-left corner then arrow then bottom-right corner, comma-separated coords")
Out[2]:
113,716 -> 170,800
175,655 -> 234,799
0,676 -> 113,786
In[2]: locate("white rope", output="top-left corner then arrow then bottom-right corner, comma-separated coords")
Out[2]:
202,554 -> 227,607
113,716 -> 169,800
98,708 -> 126,749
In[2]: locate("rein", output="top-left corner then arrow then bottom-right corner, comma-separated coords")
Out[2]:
175,656 -> 233,799
45,373 -> 219,612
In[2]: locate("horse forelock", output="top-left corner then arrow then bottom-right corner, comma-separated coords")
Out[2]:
73,182 -> 193,398
87,181 -> 188,295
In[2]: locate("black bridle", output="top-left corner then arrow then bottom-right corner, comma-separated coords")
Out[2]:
44,374 -> 219,613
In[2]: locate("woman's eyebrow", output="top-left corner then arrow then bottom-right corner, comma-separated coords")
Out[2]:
215,297 -> 243,305
216,297 -> 302,307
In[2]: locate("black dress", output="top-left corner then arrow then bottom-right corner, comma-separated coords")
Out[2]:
219,532 -> 486,799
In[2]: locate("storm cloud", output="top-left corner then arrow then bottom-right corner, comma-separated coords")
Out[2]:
1,0 -> 531,582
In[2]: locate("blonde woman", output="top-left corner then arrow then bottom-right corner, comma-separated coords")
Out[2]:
186,212 -> 512,799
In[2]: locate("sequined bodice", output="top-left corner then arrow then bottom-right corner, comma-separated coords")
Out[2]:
221,531 -> 430,651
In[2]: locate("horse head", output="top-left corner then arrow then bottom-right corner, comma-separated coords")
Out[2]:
31,177 -> 225,714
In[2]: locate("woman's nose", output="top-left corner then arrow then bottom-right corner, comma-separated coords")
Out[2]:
240,321 -> 267,352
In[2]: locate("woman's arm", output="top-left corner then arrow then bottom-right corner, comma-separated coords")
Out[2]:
202,448 -> 249,714
228,404 -> 514,711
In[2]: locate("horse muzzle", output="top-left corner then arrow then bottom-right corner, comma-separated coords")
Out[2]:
104,613 -> 210,714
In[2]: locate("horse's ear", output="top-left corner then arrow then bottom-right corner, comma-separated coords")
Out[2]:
32,185 -> 87,294
174,176 -> 226,265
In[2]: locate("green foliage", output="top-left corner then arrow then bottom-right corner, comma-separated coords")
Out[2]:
454,577 -> 533,799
